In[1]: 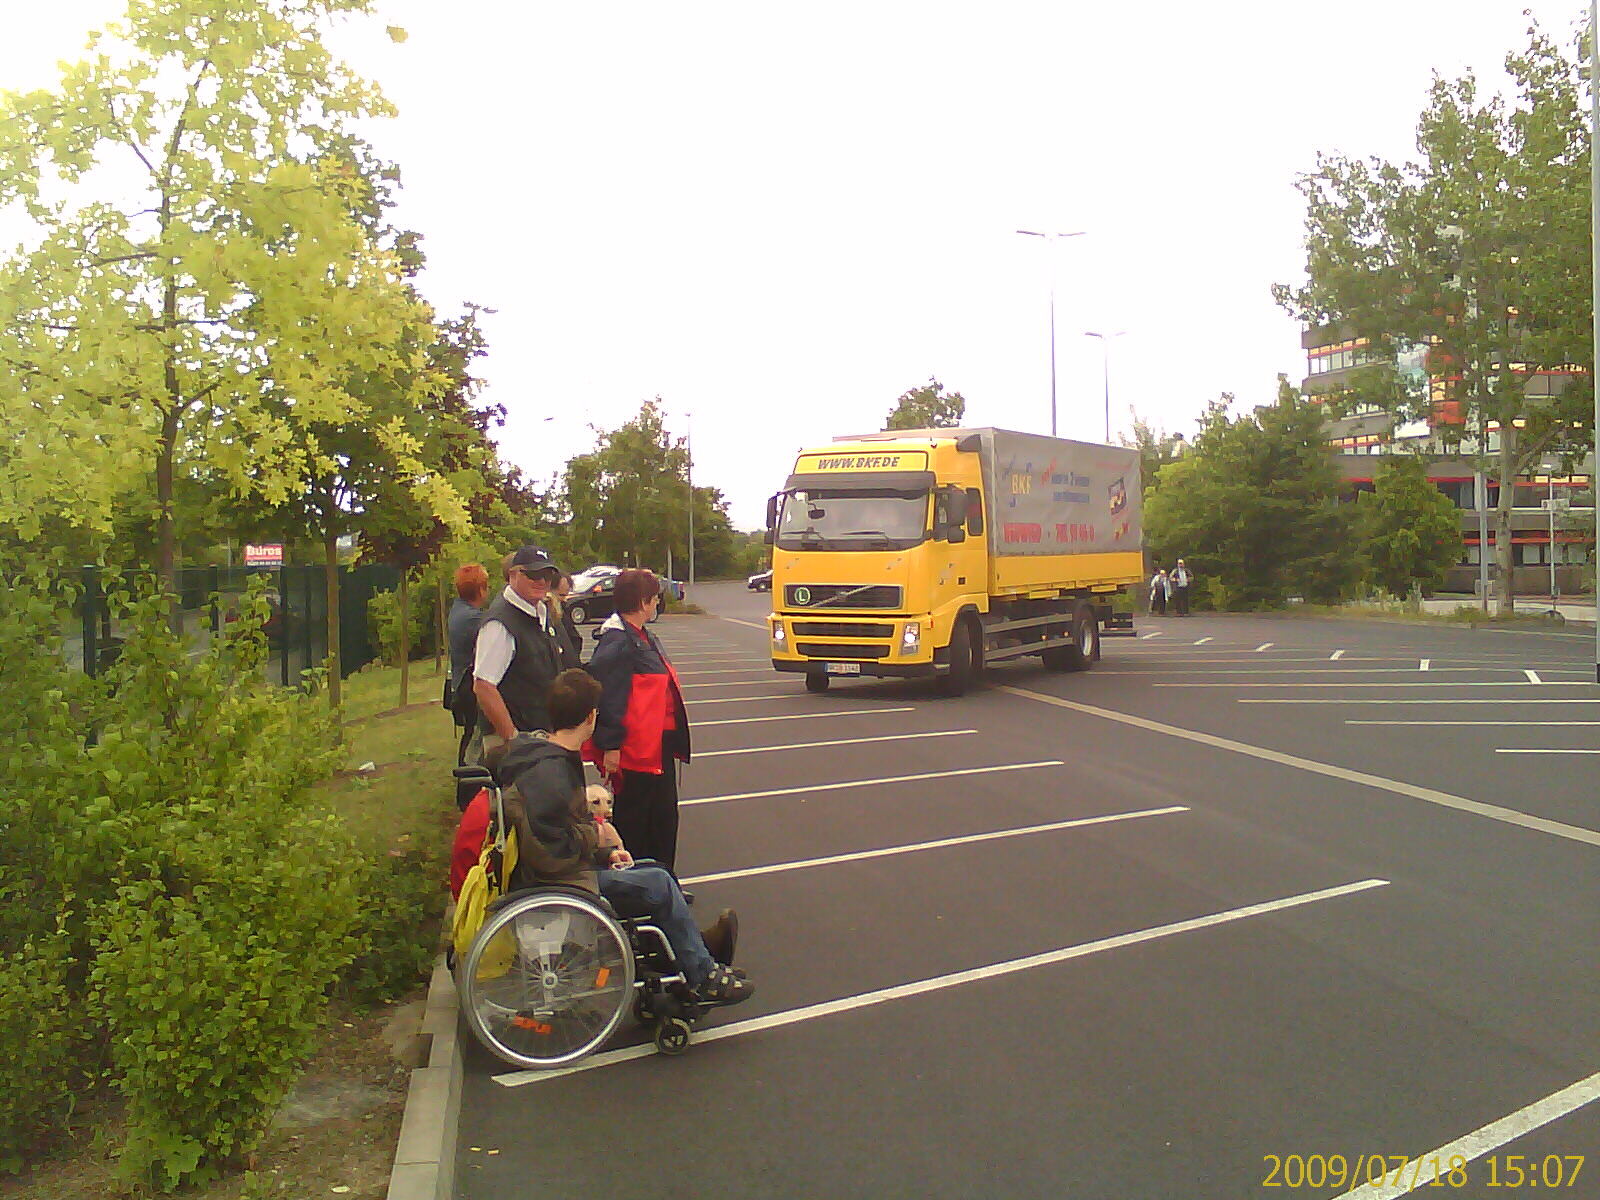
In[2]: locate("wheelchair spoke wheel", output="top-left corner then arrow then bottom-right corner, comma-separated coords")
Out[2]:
460,892 -> 635,1069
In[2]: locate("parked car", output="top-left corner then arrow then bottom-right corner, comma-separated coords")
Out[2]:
565,568 -> 665,625
747,569 -> 773,592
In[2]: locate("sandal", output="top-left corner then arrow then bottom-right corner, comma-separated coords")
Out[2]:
697,962 -> 753,1006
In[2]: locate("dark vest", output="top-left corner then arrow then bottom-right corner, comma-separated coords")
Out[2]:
482,596 -> 561,734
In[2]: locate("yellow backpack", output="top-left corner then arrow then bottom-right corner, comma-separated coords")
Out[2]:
452,784 -> 521,980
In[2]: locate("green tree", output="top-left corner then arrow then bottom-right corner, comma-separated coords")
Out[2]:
0,0 -> 430,594
1357,455 -> 1462,598
1120,413 -> 1187,503
1145,383 -> 1357,608
560,400 -> 689,571
1273,22 -> 1594,615
883,376 -> 966,430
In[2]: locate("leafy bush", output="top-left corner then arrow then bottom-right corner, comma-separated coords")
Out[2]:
368,580 -> 438,666
0,909 -> 80,1173
0,576 -> 359,1189
340,836 -> 449,1006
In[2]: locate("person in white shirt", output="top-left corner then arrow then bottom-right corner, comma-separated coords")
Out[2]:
472,545 -> 566,750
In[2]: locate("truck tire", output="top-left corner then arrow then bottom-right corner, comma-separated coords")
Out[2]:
1063,603 -> 1099,671
805,670 -> 830,694
940,617 -> 980,696
568,602 -> 588,625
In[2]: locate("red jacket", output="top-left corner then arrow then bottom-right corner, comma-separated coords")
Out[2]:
584,618 -> 690,774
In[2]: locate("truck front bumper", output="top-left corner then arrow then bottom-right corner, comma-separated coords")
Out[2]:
771,659 -> 945,679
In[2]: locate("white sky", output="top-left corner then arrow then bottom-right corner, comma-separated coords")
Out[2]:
3,1 -> 1590,528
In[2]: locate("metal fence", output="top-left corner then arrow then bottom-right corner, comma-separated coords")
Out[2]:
70,563 -> 401,684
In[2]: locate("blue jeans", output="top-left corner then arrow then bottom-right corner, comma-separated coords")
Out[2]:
595,863 -> 713,987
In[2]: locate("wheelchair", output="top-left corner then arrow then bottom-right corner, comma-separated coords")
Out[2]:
451,765 -> 714,1068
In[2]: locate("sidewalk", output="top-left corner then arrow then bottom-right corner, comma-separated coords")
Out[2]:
1420,595 -> 1596,624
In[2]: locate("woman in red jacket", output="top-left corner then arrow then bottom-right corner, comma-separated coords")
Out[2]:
586,569 -> 690,870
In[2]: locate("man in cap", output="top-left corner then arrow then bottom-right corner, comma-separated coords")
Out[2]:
1171,558 -> 1194,617
472,545 -> 567,750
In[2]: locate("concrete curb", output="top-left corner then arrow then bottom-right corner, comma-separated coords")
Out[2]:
385,957 -> 463,1200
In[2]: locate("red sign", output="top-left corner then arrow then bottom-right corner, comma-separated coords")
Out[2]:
244,544 -> 284,567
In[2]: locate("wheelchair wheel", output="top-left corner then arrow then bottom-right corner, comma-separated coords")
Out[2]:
459,891 -> 636,1069
654,1016 -> 691,1056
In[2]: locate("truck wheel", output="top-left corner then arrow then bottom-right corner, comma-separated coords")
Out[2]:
1064,604 -> 1099,672
940,618 -> 980,696
805,670 -> 830,693
568,602 -> 588,625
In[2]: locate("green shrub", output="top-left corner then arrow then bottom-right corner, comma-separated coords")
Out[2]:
339,836 -> 448,1006
0,909 -> 80,1173
0,578 -> 357,1189
90,806 -> 363,1190
367,581 -> 437,667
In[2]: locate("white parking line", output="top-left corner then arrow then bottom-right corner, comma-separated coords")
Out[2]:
682,761 -> 1065,807
719,617 -> 769,631
492,878 -> 1391,1088
1495,748 -> 1600,755
1246,698 -> 1600,705
695,707 -> 918,728
1253,643 -> 1273,652
1419,658 -> 1430,671
1525,669 -> 1543,683
682,680 -> 789,691
1100,667 -> 1535,677
1141,632 -> 1162,639
1331,1067 -> 1600,1199
1001,685 -> 1600,848
1155,681 -> 1584,689
1346,720 -> 1600,726
696,730 -> 977,758
688,694 -> 820,706
1194,637 -> 1213,645
1330,650 -> 1345,660
677,668 -> 776,677
681,806 -> 1188,885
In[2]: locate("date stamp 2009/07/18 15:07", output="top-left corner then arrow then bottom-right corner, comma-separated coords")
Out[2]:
1261,1152 -> 1584,1190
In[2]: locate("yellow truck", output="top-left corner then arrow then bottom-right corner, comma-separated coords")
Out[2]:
764,427 -> 1143,694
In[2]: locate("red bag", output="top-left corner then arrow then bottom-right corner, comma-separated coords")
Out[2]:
448,788 -> 490,900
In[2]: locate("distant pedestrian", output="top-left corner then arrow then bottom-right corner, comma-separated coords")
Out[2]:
1149,568 -> 1170,616
1171,559 -> 1194,616
586,569 -> 690,872
472,545 -> 567,753
447,563 -> 490,765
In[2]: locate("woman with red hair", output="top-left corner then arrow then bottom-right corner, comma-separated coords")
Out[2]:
447,562 -> 491,765
586,569 -> 690,870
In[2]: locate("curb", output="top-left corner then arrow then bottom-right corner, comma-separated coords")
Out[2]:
385,956 -> 463,1200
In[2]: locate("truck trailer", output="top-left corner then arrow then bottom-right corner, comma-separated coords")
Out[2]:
764,427 -> 1143,694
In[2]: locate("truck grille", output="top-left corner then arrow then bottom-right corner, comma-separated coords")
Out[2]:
791,621 -> 895,639
784,584 -> 902,609
795,642 -> 891,660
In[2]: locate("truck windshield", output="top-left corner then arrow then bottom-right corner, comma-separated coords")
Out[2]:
776,489 -> 929,551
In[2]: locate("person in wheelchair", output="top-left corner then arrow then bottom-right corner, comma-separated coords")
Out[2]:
493,669 -> 752,1007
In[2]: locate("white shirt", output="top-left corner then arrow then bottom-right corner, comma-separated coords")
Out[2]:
473,585 -> 551,686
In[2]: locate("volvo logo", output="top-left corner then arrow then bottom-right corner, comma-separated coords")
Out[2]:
793,587 -> 811,605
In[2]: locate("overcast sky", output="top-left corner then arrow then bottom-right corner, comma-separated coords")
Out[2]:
3,1 -> 1590,530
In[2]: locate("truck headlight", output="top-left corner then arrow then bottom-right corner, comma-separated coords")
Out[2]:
901,622 -> 921,654
772,621 -> 786,649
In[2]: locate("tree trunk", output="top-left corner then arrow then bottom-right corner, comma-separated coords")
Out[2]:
324,523 -> 342,711
1493,427 -> 1518,617
434,578 -> 444,674
398,569 -> 411,708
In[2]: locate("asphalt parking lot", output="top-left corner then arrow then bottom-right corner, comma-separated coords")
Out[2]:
454,584 -> 1598,1200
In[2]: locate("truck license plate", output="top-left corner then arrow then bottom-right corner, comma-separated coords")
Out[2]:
824,662 -> 861,676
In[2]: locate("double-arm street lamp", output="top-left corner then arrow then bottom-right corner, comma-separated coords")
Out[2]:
1083,330 -> 1126,443
1017,229 -> 1085,437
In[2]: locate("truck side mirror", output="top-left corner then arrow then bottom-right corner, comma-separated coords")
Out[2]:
764,494 -> 779,545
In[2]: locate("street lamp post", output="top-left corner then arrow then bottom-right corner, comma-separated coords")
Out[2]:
1084,330 -> 1126,442
686,412 -> 695,590
1017,230 -> 1085,437
1590,0 -> 1599,681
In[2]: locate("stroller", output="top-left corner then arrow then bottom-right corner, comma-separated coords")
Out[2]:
449,764 -> 714,1067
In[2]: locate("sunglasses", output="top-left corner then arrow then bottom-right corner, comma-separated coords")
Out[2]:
514,567 -> 558,583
